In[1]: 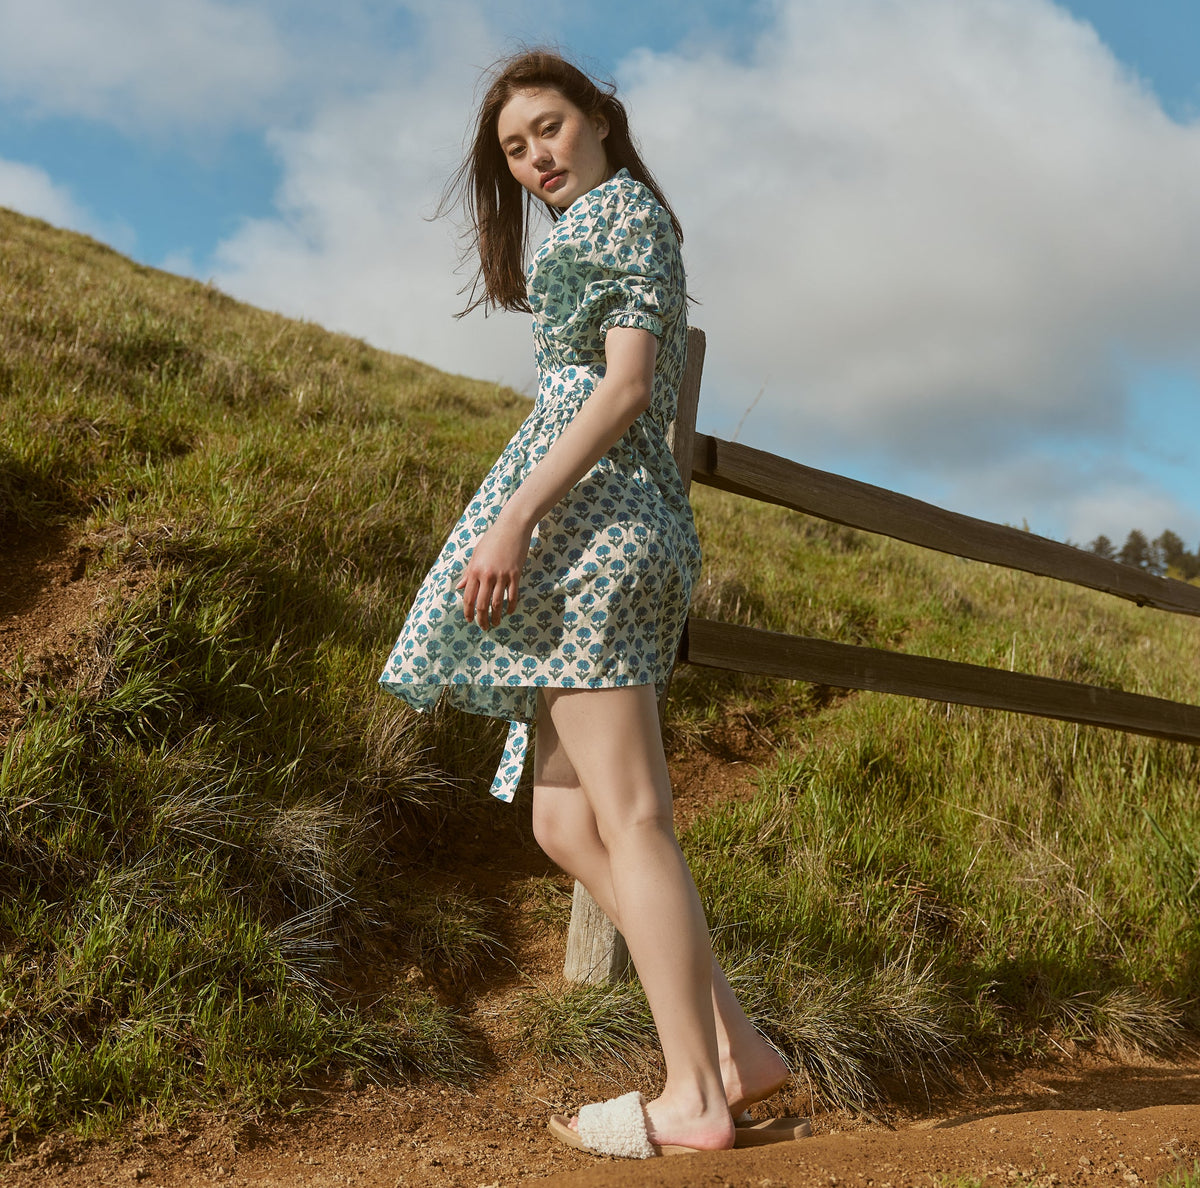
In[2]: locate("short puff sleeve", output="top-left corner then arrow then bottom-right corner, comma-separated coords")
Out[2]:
526,171 -> 685,368
581,195 -> 679,342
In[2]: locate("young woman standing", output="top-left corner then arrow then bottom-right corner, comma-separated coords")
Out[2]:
380,49 -> 794,1159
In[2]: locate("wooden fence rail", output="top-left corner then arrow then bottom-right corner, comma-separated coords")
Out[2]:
561,327 -> 1200,984
692,434 -> 1200,619
684,619 -> 1200,746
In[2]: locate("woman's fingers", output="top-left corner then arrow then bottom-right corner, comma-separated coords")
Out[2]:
457,569 -> 519,628
488,591 -> 504,628
477,577 -> 513,628
487,575 -> 519,627
479,578 -> 499,628
490,579 -> 510,627
468,576 -> 488,628
455,572 -> 478,621
456,513 -> 530,629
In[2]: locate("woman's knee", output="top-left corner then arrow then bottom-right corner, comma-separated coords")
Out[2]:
530,795 -> 566,863
592,797 -> 676,852
531,786 -> 596,869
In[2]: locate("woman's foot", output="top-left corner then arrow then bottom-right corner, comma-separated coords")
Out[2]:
562,1089 -> 735,1154
722,1037 -> 791,1118
643,1090 -> 736,1152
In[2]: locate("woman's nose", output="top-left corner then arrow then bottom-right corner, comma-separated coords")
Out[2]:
531,140 -> 553,167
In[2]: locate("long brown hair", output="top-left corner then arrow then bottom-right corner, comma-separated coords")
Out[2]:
443,49 -> 684,317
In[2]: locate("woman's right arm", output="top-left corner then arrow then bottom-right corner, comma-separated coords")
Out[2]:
455,326 -> 658,630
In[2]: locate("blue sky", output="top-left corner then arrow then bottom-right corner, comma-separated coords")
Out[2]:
2,0 -> 1199,550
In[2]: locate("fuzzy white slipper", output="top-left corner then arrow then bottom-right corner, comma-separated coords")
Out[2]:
548,1091 -> 700,1158
547,1092 -> 813,1158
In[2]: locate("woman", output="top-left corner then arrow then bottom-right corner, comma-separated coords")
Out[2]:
380,49 -> 795,1159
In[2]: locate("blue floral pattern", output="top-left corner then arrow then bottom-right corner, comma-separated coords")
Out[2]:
378,169 -> 701,801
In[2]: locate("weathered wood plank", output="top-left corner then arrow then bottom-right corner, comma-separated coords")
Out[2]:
658,326 -> 706,709
563,880 -> 629,984
563,330 -> 708,986
667,327 -> 705,501
691,435 -> 1200,619
684,618 -> 1200,744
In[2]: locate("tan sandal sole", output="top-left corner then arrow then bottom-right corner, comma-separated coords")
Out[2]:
733,1116 -> 814,1146
548,1113 -> 812,1156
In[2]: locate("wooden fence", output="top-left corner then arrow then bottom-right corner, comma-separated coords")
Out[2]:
561,327 -> 1200,984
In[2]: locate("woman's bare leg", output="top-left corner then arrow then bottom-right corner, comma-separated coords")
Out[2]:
532,698 -> 787,1115
530,685 -> 784,1144
533,683 -> 729,1149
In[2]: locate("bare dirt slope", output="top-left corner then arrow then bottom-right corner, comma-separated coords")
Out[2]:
4,534 -> 1200,1188
0,531 -> 102,689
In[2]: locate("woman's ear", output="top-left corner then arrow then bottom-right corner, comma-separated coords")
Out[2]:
593,113 -> 610,141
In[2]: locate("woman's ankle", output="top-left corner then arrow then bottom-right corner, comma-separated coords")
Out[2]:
644,1090 -> 736,1150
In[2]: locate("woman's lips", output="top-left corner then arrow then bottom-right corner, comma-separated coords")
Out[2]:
541,171 -> 566,192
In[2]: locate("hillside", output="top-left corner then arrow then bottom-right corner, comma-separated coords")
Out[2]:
2,204 -> 1199,1169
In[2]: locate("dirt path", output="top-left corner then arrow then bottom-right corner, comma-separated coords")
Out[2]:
4,533 -> 1200,1187
7,1055 -> 1199,1187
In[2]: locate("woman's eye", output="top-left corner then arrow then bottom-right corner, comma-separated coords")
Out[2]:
542,123 -> 559,136
508,145 -> 524,158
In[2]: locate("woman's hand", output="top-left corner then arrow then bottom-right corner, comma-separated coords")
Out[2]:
456,512 -> 532,629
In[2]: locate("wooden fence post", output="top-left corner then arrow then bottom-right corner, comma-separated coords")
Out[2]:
562,329 -> 707,985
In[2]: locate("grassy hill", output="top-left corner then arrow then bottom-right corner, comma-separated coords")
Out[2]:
2,206 -> 1198,1142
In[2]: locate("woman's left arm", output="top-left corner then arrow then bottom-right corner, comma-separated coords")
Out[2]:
456,326 -> 657,629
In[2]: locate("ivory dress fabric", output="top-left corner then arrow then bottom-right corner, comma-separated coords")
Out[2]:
379,169 -> 700,801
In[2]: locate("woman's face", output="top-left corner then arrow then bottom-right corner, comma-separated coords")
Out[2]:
497,86 -> 610,209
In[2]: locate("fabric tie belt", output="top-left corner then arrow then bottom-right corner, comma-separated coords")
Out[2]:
490,719 -> 529,803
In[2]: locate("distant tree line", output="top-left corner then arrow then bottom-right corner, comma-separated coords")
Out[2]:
1087,529 -> 1200,580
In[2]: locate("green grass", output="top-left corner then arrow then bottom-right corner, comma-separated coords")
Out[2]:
675,488 -> 1200,1104
2,204 -> 1199,1137
1161,1162 -> 1200,1188
0,209 -> 510,1139
517,981 -> 658,1076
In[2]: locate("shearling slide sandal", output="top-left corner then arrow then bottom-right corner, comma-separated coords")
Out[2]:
548,1091 -> 814,1158
548,1090 -> 702,1158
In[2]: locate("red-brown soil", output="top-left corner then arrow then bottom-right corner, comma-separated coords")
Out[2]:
4,532 -> 1199,1188
7,1055 -> 1199,1187
0,529 -> 103,725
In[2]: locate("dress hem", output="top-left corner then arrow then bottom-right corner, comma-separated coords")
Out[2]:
377,673 -> 663,728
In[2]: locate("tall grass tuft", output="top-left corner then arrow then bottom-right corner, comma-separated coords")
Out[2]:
516,981 -> 658,1075
1161,1163 -> 1200,1188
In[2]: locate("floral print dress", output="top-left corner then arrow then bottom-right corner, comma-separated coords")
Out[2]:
379,169 -> 701,802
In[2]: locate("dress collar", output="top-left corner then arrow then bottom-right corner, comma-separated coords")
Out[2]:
558,167 -> 633,220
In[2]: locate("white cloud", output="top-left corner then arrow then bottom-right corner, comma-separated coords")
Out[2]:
933,448 -> 1200,547
1059,482 -> 1200,550
203,0 -> 1200,538
0,157 -> 132,249
621,0 -> 1200,466
0,0 -> 289,131
0,158 -> 89,228
211,8 -> 538,392
158,248 -> 197,277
